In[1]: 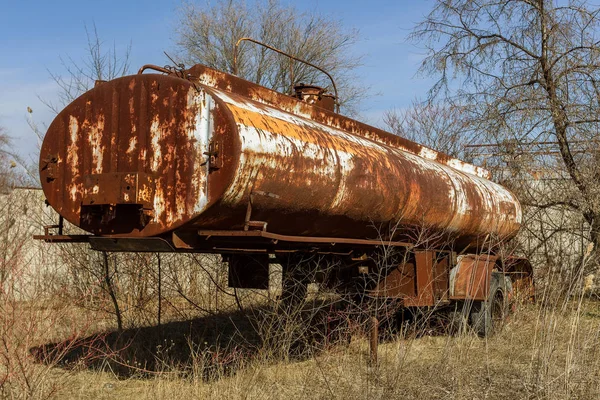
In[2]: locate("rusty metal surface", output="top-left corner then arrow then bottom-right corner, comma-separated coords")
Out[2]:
189,78 -> 521,244
40,73 -> 227,236
195,230 -> 413,246
450,254 -> 497,300
404,251 -> 435,306
433,255 -> 450,301
188,64 -> 492,179
40,63 -> 522,251
372,251 -> 450,306
371,262 -> 416,299
33,234 -> 91,243
294,84 -> 335,112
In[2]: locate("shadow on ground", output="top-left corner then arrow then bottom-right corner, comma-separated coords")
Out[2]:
30,301 -> 368,379
30,301 -> 458,380
32,308 -> 258,378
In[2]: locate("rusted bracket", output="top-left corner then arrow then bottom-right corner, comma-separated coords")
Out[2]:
137,64 -> 174,75
43,215 -> 64,236
201,139 -> 223,171
449,254 -> 498,301
35,216 -> 91,243
137,63 -> 187,79
40,154 -> 58,183
198,229 -> 414,247
33,234 -> 91,243
244,192 -> 268,231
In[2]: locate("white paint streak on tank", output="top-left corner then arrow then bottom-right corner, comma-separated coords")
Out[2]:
447,159 -> 489,179
190,88 -> 212,214
69,185 -> 77,203
67,116 -> 79,178
150,117 -> 162,172
418,147 -> 438,160
149,116 -> 166,223
329,151 -> 355,210
153,178 -> 165,223
89,115 -> 105,174
222,124 -> 352,207
67,116 -> 81,202
217,91 -> 381,151
196,74 -> 232,94
444,170 -> 476,232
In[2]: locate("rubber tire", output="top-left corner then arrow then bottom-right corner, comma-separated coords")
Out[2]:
470,272 -> 512,337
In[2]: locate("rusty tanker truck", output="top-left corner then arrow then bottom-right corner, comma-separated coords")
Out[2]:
36,44 -> 532,336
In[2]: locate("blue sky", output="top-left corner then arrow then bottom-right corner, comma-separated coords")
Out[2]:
0,0 -> 434,163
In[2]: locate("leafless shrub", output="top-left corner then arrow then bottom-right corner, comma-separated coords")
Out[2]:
0,182 -> 90,398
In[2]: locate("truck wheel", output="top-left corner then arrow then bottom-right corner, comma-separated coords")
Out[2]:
470,272 -> 512,337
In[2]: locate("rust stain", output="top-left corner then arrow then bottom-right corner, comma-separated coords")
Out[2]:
450,254 -> 496,300
189,64 -> 491,179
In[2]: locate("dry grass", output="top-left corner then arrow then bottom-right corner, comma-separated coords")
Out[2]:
3,296 -> 600,400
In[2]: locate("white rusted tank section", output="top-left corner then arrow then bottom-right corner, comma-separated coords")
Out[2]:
209,87 -> 522,239
189,87 -> 213,215
193,67 -> 491,180
153,86 -> 214,226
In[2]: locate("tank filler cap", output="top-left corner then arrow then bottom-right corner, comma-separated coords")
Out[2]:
293,83 -> 336,112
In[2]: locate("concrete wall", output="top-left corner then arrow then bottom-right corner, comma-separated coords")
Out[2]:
0,187 -> 67,298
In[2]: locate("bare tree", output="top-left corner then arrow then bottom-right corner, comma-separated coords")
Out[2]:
175,0 -> 364,114
412,0 -> 600,271
383,99 -> 473,159
44,23 -> 131,113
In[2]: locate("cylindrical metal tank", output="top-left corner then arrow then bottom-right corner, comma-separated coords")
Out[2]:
39,65 -> 521,247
